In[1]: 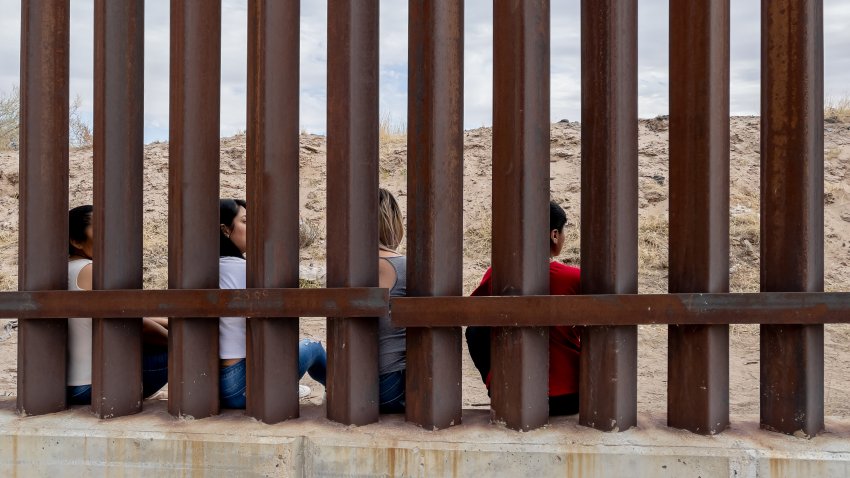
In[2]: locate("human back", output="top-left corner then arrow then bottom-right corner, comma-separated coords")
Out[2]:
65,205 -> 169,405
67,257 -> 93,387
465,200 -> 582,415
216,198 -> 327,409
376,188 -> 407,413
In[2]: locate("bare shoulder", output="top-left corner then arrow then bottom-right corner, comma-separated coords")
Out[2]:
378,256 -> 397,289
76,263 -> 93,290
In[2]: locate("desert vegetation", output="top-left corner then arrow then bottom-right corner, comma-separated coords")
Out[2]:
2,92 -> 850,415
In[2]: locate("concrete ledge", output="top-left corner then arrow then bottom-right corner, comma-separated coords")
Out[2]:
2,399 -> 850,477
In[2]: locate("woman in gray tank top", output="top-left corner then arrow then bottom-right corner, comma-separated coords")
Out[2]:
377,188 -> 407,413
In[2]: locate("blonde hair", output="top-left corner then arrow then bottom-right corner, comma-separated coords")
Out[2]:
379,188 -> 404,251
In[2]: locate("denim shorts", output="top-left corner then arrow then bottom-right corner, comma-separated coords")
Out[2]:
219,358 -> 248,409
219,338 -> 328,409
67,347 -> 169,405
379,369 -> 406,414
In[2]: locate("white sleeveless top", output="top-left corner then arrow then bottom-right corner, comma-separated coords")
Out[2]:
67,259 -> 93,386
219,256 -> 247,359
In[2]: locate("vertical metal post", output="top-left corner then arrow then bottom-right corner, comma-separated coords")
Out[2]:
405,0 -> 464,430
490,0 -> 550,432
168,0 -> 221,419
760,0 -> 824,437
91,0 -> 145,419
326,0 -> 380,426
579,0 -> 638,432
245,0 -> 301,424
17,0 -> 70,416
667,0 -> 730,435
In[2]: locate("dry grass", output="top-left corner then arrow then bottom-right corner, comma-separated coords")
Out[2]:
299,278 -> 323,289
637,214 -> 669,292
379,112 -> 406,143
378,113 -> 407,181
560,220 -> 581,267
826,96 -> 850,122
0,226 -> 16,291
729,211 -> 760,292
638,214 -> 669,272
462,214 -> 492,292
638,215 -> 670,270
0,272 -> 15,291
141,212 -> 170,290
299,218 -> 322,249
729,178 -> 760,294
463,215 -> 491,264
379,149 -> 406,181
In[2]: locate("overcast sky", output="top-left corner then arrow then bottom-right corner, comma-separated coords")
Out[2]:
0,1 -> 848,144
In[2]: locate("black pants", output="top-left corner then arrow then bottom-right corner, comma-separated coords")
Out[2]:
549,392 -> 580,416
465,326 -> 579,416
465,326 -> 492,384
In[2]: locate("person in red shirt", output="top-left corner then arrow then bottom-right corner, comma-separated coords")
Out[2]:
465,201 -> 582,415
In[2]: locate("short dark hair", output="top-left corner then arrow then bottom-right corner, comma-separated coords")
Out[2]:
550,201 -> 567,233
69,205 -> 93,256
220,199 -> 247,258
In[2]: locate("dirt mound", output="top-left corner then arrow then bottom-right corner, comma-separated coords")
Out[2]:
3,117 -> 850,418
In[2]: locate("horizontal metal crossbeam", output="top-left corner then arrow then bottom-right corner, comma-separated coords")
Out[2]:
4,289 -> 850,327
389,293 -> 850,326
0,288 -> 387,319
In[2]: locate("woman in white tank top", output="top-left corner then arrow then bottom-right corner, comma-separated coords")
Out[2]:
218,199 -> 328,409
66,205 -> 170,405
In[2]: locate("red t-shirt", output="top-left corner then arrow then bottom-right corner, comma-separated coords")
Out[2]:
471,261 -> 581,396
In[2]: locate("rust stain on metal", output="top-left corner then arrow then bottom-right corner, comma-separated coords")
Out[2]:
405,0 -> 464,431
667,0 -> 731,436
168,0 -> 222,419
325,0 -> 380,426
0,288 -> 387,319
11,0 -> 831,439
489,0 -> 550,432
17,0 -> 71,417
579,0 -> 639,433
390,293 -> 850,327
245,0 -> 302,424
91,0 -> 145,420
760,0 -> 824,438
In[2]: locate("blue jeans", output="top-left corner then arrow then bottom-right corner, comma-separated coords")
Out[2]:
379,369 -> 406,414
220,338 -> 327,409
67,347 -> 169,405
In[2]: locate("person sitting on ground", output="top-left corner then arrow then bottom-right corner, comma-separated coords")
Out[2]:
66,205 -> 169,405
217,198 -> 327,409
376,188 -> 408,413
465,201 -> 582,415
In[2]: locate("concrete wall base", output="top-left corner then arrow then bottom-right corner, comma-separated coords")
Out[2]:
2,399 -> 850,477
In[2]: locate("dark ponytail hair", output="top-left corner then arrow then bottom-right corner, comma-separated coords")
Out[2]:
69,205 -> 93,257
220,199 -> 247,258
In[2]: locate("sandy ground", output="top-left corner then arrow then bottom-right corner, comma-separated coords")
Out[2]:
3,116 -> 850,417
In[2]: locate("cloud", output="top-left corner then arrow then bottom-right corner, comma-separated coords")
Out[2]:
0,0 -> 20,92
0,0 -> 848,143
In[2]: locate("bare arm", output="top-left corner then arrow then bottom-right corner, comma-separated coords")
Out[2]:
142,318 -> 168,346
147,317 -> 169,329
75,263 -> 168,345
